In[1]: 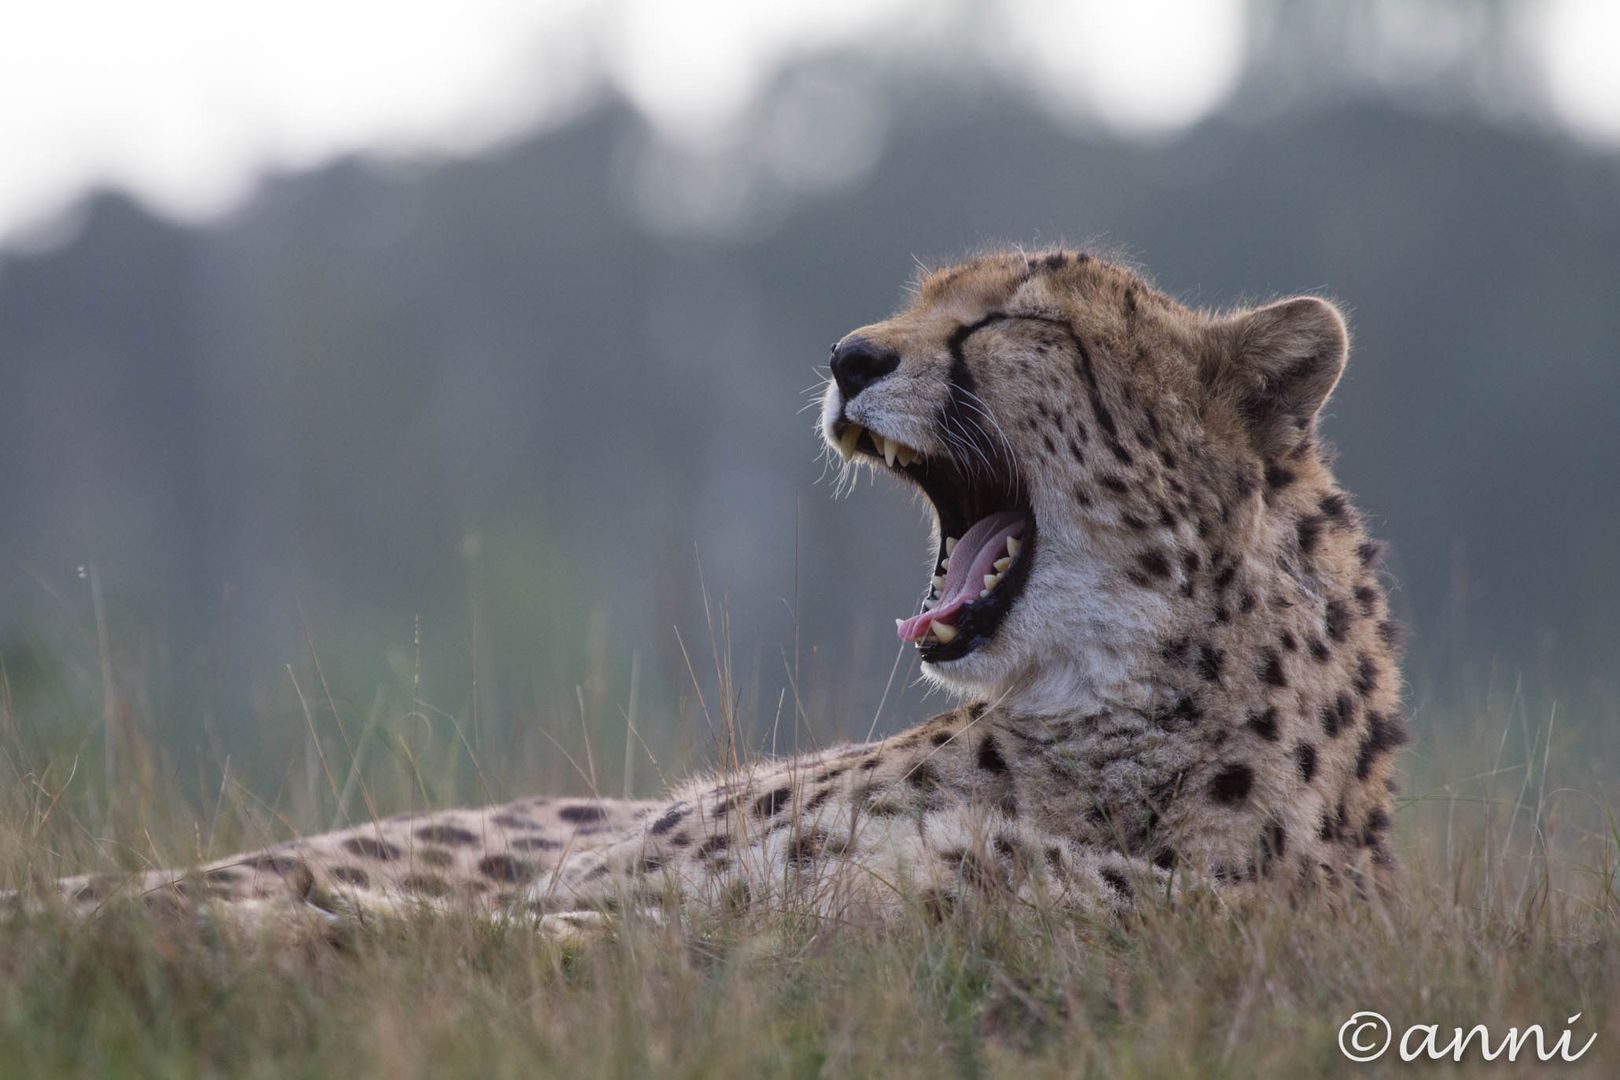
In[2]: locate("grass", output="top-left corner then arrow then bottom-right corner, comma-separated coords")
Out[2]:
1,609 -> 1618,1077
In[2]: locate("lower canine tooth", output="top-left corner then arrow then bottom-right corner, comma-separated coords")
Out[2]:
944,536 -> 958,555
983,574 -> 1000,590
931,622 -> 958,644
993,557 -> 1011,572
1006,536 -> 1022,557
931,575 -> 944,590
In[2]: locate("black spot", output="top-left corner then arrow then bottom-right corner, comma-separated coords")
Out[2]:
1108,439 -> 1134,464
1319,492 -> 1350,521
1098,867 -> 1134,900
1308,636 -> 1331,663
1122,512 -> 1147,530
695,835 -> 728,858
1361,808 -> 1391,847
1213,564 -> 1237,593
203,867 -> 239,884
1197,645 -> 1224,681
1044,251 -> 1068,269
1155,695 -> 1202,731
1324,599 -> 1351,643
1259,649 -> 1288,688
1377,619 -> 1404,648
1352,584 -> 1379,617
649,806 -> 686,835
906,761 -> 940,790
1294,742 -> 1318,783
1181,550 -> 1202,575
1264,462 -> 1296,490
491,814 -> 540,830
753,787 -> 793,818
557,803 -> 607,824
342,837 -> 402,861
1354,654 -> 1380,696
1136,550 -> 1171,579
1355,712 -> 1410,780
1321,692 -> 1355,738
417,848 -> 453,867
1100,475 -> 1130,496
1209,764 -> 1254,805
400,874 -> 452,897
1357,541 -> 1384,568
477,854 -> 535,883
1152,847 -> 1179,871
1238,591 -> 1257,614
510,836 -> 563,852
1246,707 -> 1280,742
639,855 -> 663,873
1296,515 -> 1325,556
329,865 -> 371,887
976,735 -> 1010,774
245,853 -> 308,876
416,824 -> 478,845
1259,822 -> 1287,873
805,787 -> 834,812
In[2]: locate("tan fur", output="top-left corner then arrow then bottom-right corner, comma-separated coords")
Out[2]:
48,251 -> 1406,929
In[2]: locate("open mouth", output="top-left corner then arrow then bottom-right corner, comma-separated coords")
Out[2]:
832,420 -> 1034,663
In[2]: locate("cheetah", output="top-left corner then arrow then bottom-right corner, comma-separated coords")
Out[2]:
42,250 -> 1406,930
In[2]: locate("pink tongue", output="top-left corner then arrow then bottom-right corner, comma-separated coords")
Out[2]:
896,511 -> 1025,644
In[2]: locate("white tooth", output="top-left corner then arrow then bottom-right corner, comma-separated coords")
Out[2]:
993,557 -> 1011,573
931,622 -> 958,644
939,557 -> 950,572
837,424 -> 862,459
1006,536 -> 1021,557
931,575 -> 944,590
979,590 -> 990,598
898,445 -> 916,467
984,574 -> 1000,590
944,537 -> 958,555
882,437 -> 897,468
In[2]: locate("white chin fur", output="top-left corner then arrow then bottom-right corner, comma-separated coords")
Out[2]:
918,533 -> 1170,717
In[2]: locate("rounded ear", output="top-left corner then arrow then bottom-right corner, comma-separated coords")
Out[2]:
1206,297 -> 1348,458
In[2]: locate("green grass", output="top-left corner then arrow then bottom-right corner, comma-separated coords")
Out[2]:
2,624 -> 1618,1077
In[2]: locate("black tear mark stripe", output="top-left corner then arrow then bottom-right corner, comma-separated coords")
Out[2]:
945,311 -> 1118,442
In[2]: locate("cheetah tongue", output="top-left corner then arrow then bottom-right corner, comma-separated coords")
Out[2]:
896,511 -> 1024,644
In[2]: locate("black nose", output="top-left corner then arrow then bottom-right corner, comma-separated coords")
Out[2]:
830,338 -> 900,401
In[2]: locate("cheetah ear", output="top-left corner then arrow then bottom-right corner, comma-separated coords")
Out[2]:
1208,297 -> 1348,457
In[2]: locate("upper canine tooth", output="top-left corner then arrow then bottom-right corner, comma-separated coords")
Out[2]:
983,573 -> 1000,590
931,622 -> 958,644
882,437 -> 898,468
1005,536 -> 1022,557
944,537 -> 958,555
837,424 -> 863,459
993,557 -> 1011,573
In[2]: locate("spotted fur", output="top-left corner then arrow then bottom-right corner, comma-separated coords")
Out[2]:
46,251 -> 1405,929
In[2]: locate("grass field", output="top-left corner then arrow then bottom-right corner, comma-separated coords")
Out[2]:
2,631 -> 1616,1077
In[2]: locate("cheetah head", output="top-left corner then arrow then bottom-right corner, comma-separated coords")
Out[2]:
820,250 -> 1348,711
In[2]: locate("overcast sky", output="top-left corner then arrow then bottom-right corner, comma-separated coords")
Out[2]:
2,0 -> 1616,250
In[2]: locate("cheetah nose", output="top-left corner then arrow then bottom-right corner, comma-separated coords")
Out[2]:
830,337 -> 900,401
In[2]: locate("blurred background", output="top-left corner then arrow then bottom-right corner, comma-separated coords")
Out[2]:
1,0 -> 1617,812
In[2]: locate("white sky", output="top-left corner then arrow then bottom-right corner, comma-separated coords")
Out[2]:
0,0 -> 1614,249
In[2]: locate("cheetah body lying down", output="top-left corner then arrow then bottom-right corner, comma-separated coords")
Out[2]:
52,251 -> 1406,927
